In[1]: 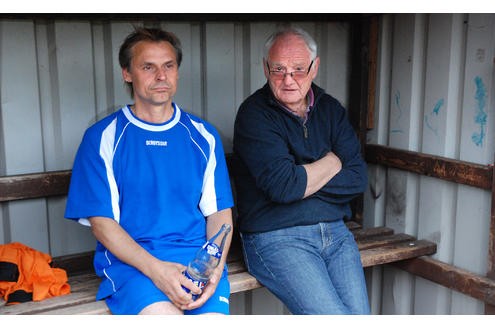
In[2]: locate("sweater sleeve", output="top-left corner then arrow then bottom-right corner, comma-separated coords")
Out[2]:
314,101 -> 368,203
233,101 -> 307,204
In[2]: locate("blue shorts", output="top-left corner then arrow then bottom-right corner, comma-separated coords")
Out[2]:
104,266 -> 231,315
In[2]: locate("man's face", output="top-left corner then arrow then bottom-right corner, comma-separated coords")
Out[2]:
264,34 -> 319,112
122,40 -> 179,109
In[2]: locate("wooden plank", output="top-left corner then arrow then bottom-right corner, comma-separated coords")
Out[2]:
0,271 -> 101,315
227,260 -> 248,275
229,271 -> 263,293
65,274 -> 100,292
353,226 -> 394,240
345,220 -> 362,230
348,16 -> 377,225
1,13 -> 360,22
365,144 -> 493,190
361,239 -> 437,267
51,250 -> 93,276
38,301 -> 110,315
366,15 -> 378,130
0,170 -> 71,202
357,233 -> 415,250
393,256 -> 495,306
0,284 -> 101,315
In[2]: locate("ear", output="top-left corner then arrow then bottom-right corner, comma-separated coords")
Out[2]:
310,57 -> 320,80
122,68 -> 132,83
263,58 -> 270,80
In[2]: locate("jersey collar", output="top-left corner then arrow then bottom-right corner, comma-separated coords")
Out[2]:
122,103 -> 181,131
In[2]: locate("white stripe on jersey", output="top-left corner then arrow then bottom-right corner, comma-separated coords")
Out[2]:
189,118 -> 218,217
100,118 -> 122,223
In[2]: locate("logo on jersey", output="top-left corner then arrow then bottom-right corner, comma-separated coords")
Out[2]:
146,140 -> 168,147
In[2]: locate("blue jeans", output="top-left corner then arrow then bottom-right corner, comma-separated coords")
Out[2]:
240,220 -> 370,314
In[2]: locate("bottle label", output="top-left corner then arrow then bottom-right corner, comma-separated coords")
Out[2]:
204,242 -> 222,259
183,270 -> 206,301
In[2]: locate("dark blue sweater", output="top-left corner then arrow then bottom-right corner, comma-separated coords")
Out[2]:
233,83 -> 368,233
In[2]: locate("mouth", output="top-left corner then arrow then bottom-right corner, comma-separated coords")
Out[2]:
151,84 -> 171,91
151,87 -> 170,93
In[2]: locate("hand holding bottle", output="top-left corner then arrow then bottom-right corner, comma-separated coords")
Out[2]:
182,224 -> 231,300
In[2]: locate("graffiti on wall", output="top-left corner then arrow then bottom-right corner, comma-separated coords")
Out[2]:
472,76 -> 487,147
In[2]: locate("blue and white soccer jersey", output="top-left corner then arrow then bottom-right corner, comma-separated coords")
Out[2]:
64,104 -> 234,314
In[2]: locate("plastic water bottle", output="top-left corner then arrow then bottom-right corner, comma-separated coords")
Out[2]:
183,223 -> 231,300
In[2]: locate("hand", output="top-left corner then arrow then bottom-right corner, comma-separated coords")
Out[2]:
149,261 -> 202,309
179,264 -> 224,311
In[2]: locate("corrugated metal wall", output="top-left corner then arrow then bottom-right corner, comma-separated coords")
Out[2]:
1,13 -> 494,315
364,13 -> 495,314
0,16 -> 351,315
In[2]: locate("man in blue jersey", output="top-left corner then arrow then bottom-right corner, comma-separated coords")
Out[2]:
65,27 -> 234,315
233,26 -> 370,314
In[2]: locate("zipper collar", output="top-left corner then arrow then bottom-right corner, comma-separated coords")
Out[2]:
265,83 -> 322,123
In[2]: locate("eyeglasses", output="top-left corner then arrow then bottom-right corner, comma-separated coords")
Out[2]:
266,60 -> 314,80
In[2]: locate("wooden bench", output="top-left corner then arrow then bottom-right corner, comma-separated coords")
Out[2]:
365,144 -> 495,313
0,154 -> 437,314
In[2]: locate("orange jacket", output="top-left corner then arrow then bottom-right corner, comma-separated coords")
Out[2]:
0,242 -> 70,305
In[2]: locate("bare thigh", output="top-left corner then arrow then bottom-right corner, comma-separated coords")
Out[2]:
139,302 -> 224,315
139,301 -> 183,315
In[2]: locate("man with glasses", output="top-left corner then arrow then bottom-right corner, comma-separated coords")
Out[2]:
233,26 -> 369,314
65,27 -> 233,315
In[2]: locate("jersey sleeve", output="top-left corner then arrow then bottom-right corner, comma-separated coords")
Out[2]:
64,125 -> 116,226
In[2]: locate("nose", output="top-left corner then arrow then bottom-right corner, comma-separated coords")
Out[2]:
156,68 -> 168,81
282,72 -> 296,83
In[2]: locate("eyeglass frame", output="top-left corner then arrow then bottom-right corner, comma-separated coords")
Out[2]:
266,60 -> 314,79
